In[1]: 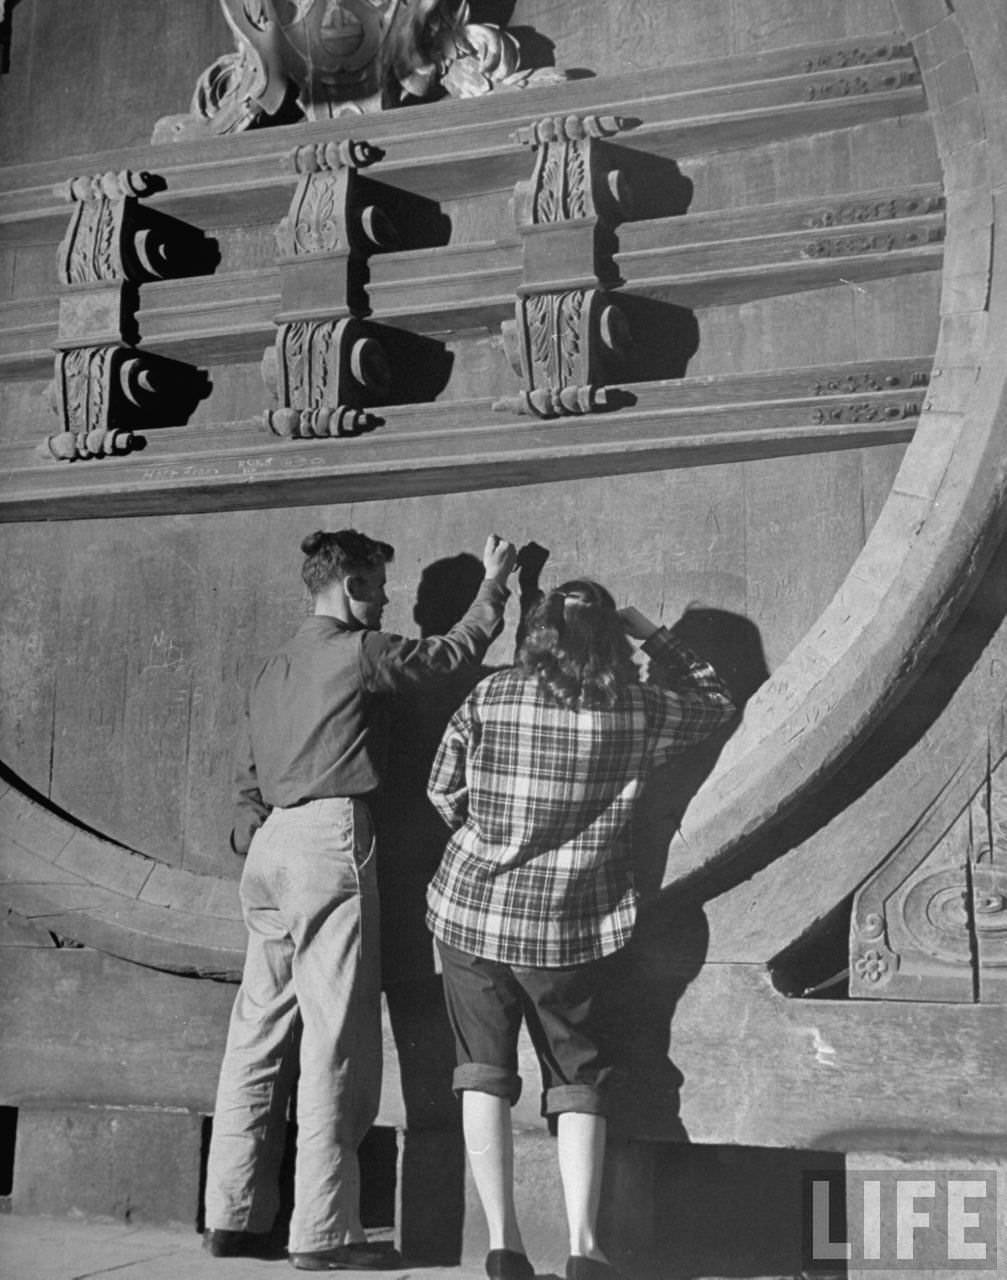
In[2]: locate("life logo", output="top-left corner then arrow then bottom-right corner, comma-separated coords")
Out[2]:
802,1168 -> 998,1272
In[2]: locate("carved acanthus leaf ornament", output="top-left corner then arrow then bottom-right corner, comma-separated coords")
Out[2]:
153,1 -> 565,142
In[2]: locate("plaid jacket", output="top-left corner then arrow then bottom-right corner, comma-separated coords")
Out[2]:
425,629 -> 736,967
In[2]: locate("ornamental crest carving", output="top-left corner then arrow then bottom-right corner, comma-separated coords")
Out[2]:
153,0 -> 564,141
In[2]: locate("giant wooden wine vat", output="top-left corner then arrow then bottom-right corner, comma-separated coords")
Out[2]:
2,1 -> 1006,1273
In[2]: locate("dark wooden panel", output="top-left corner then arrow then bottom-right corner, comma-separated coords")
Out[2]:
0,0 -> 231,165
48,521 -> 205,864
852,272 -> 941,360
180,508 -> 305,875
513,0 -> 899,70
0,526 -> 62,795
744,449 -> 867,671
683,115 -> 941,215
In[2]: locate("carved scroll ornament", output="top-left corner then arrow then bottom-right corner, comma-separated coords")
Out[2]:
153,1 -> 564,142
850,750 -> 1007,1003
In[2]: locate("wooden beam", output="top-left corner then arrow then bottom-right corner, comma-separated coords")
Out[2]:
0,35 -> 925,244
0,359 -> 929,521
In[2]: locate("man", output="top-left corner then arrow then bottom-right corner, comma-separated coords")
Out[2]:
203,528 -> 516,1271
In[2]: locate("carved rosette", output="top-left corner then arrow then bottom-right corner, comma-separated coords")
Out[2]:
850,761 -> 1007,1002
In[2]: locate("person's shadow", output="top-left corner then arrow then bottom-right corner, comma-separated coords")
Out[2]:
592,608 -> 768,1273
375,549 -> 545,1263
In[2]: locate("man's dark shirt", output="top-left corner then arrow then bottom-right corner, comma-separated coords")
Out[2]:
231,580 -> 508,853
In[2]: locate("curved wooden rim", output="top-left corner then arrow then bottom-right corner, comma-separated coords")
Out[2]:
3,0 -> 1005,972
665,0 -> 1007,884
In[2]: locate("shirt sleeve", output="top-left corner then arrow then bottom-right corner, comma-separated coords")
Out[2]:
360,579 -> 508,695
230,695 -> 271,855
427,698 -> 475,831
642,627 -> 737,759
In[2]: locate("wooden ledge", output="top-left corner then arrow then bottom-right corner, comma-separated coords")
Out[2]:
0,35 -> 923,242
0,359 -> 930,521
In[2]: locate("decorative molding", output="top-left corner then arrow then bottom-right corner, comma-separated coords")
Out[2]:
43,346 -> 210,463
42,428 -> 135,462
803,225 -> 944,259
275,140 -> 391,260
513,134 -> 630,229
264,316 -> 391,430
850,744 -> 1007,1003
46,346 -> 140,461
264,405 -> 380,439
152,2 -> 566,142
811,399 -> 922,426
806,67 -> 920,100
802,43 -> 914,73
285,138 -> 384,175
806,193 -> 945,229
510,114 -> 630,149
812,368 -> 930,396
498,288 -> 629,420
55,171 -> 167,288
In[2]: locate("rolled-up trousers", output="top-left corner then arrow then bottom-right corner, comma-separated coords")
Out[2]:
204,797 -> 381,1253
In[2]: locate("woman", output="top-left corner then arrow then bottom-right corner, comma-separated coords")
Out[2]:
425,581 -> 736,1280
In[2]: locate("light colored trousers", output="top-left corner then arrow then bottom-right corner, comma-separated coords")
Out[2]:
204,797 -> 382,1253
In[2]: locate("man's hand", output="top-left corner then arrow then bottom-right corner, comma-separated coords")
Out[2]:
618,606 -> 660,641
482,534 -> 518,585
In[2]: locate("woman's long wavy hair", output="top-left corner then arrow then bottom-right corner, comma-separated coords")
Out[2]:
518,579 -> 638,710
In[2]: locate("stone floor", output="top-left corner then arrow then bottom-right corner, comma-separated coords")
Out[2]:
0,1215 -> 797,1280
0,1216 -> 501,1280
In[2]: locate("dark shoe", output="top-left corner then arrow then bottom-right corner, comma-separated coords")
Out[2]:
288,1242 -> 403,1271
486,1248 -> 535,1280
566,1258 -> 626,1280
202,1228 -> 272,1258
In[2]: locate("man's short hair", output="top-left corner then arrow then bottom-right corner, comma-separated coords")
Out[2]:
300,529 -> 395,597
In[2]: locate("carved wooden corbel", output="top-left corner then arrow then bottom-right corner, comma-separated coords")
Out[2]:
497,288 -> 630,419
497,115 -> 634,419
262,317 -> 390,438
45,170 -> 215,462
275,138 -> 391,318
44,347 -> 211,462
